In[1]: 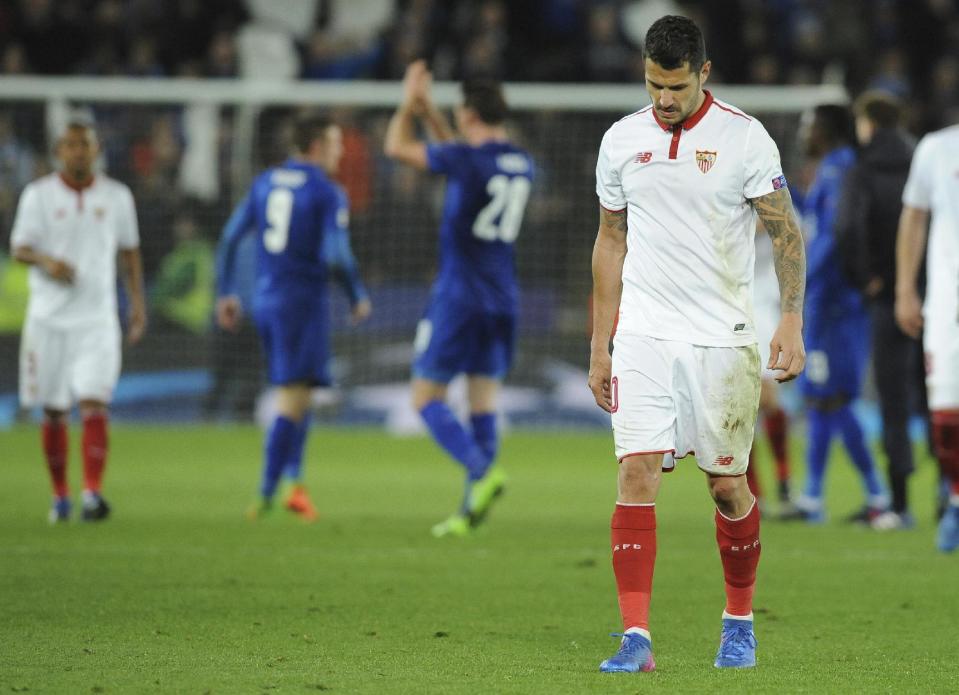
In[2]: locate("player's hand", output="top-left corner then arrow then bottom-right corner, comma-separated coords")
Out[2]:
588,347 -> 615,412
895,288 -> 923,338
402,59 -> 430,112
126,301 -> 147,346
216,296 -> 242,333
350,298 -> 372,325
768,312 -> 805,382
41,256 -> 75,284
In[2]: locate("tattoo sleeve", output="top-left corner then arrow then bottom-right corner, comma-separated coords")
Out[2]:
590,206 -> 628,348
752,188 -> 806,314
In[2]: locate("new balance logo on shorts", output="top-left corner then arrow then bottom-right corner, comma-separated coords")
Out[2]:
613,544 -> 643,552
713,455 -> 735,466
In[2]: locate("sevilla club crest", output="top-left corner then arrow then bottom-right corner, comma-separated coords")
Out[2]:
696,150 -> 717,174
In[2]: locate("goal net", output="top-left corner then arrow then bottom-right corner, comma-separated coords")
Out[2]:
0,77 -> 845,429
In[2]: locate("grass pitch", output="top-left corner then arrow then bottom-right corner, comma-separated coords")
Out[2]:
1,426 -> 955,694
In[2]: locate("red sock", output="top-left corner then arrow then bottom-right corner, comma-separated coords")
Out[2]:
42,420 -> 69,497
763,408 -> 791,483
745,449 -> 762,498
82,413 -> 108,493
611,504 -> 657,631
715,501 -> 761,616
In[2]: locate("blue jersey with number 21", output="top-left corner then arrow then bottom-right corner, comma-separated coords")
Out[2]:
426,141 -> 534,315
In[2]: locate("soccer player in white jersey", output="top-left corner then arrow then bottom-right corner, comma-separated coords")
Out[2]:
10,120 -> 146,523
896,123 -> 959,553
589,16 -> 806,672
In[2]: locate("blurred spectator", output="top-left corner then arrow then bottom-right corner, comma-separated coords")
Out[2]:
151,210 -> 214,335
586,4 -> 635,82
0,111 -> 37,232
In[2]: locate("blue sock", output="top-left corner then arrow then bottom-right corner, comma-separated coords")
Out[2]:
284,414 -> 312,482
804,408 -> 833,501
420,400 -> 489,480
470,413 -> 498,466
262,415 -> 297,498
834,404 -> 885,501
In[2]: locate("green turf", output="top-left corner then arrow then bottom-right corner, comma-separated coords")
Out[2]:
1,425 -> 954,693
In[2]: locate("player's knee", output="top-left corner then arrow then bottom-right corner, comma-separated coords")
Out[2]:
618,459 -> 660,498
43,408 -> 67,424
708,474 -> 750,509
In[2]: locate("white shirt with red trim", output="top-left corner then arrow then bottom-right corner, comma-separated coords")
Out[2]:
596,91 -> 786,347
10,173 -> 139,329
901,125 -> 959,332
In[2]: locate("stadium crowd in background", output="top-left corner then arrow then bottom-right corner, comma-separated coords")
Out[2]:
1,0 -> 959,127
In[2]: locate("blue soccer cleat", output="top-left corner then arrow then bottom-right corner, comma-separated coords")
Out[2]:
48,496 -> 71,524
599,632 -> 655,673
714,618 -> 757,668
936,504 -> 959,553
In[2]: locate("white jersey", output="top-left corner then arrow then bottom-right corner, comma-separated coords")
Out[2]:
902,126 -> 959,334
902,125 -> 959,408
10,173 -> 139,330
596,91 -> 786,346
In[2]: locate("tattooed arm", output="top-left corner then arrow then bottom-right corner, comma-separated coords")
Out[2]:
751,187 -> 807,382
588,206 -> 628,411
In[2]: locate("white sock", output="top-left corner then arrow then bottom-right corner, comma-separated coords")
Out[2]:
722,610 -> 753,622
624,626 -> 651,642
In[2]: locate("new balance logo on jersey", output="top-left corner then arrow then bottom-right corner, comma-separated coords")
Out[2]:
634,151 -> 652,164
613,543 -> 643,552
714,455 -> 735,466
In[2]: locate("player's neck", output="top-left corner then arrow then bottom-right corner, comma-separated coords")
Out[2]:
59,170 -> 94,191
464,125 -> 508,147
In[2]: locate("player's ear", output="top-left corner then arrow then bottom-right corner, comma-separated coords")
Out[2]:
699,60 -> 711,86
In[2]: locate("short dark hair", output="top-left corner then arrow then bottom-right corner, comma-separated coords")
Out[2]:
814,104 -> 856,147
462,79 -> 508,125
853,90 -> 903,129
293,114 -> 335,154
643,15 -> 706,72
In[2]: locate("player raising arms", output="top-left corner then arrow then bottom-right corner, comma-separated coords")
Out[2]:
589,16 -> 805,672
384,61 -> 534,537
11,119 -> 146,523
216,115 -> 371,521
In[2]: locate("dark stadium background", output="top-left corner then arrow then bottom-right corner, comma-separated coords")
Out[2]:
0,0 -> 953,431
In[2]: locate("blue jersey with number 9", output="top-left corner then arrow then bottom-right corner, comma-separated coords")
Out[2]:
426,141 -> 534,315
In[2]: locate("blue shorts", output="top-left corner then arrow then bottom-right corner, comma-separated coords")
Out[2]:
800,307 -> 869,400
254,297 -> 331,387
412,300 -> 516,383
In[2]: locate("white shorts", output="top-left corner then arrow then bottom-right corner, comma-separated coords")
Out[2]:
19,318 -> 122,410
611,333 -> 761,475
924,313 -> 959,410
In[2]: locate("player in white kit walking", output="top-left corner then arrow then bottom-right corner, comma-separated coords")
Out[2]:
896,124 -> 959,552
10,120 -> 146,523
588,16 -> 806,672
